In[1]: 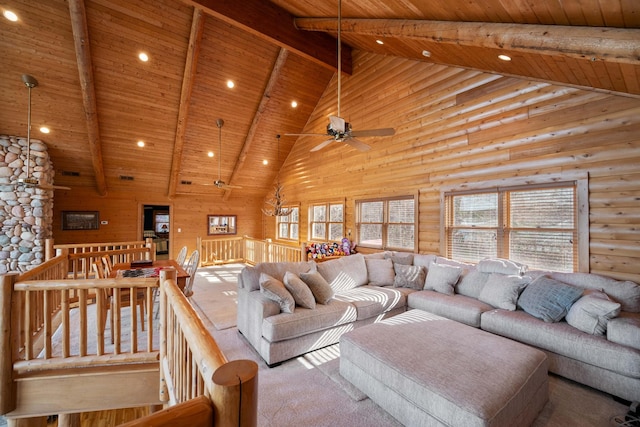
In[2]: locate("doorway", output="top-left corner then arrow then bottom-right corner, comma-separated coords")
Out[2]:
143,205 -> 170,258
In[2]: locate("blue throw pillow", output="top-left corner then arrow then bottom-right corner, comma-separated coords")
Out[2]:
517,276 -> 583,322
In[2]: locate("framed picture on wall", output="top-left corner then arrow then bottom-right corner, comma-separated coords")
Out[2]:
208,215 -> 237,235
62,211 -> 100,230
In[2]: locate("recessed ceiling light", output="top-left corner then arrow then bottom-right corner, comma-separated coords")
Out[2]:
263,159 -> 268,165
40,126 -> 50,134
3,10 -> 18,22
137,140 -> 145,147
498,54 -> 512,61
422,50 -> 431,58
376,39 -> 384,45
291,101 -> 298,108
208,151 -> 214,157
226,80 -> 235,89
138,52 -> 149,62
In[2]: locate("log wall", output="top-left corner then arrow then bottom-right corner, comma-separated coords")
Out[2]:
265,51 -> 640,284
52,188 -> 265,258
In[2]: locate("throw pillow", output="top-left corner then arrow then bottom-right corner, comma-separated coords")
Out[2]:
316,253 -> 368,292
455,270 -> 491,299
393,264 -> 426,290
283,271 -> 316,309
478,273 -> 530,311
517,275 -> 584,323
424,263 -> 462,295
384,253 -> 414,265
299,271 -> 335,304
566,290 -> 621,335
365,258 -> 395,286
259,273 -> 295,313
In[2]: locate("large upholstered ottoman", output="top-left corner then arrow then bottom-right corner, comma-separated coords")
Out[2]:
340,310 -> 548,427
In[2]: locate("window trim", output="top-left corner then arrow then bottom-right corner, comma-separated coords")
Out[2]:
276,205 -> 300,242
439,172 -> 588,272
356,193 -> 418,252
308,200 -> 345,242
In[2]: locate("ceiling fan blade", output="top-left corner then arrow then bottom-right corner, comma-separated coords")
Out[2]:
344,137 -> 371,152
350,128 -> 396,138
329,115 -> 346,133
311,139 -> 334,152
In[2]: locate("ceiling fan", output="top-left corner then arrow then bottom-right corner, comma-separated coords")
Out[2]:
286,0 -> 395,152
212,118 -> 241,189
11,74 -> 70,191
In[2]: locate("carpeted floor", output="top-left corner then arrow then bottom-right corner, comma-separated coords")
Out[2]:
190,264 -> 632,427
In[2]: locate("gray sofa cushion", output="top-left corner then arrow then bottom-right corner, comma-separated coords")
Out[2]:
299,271 -> 335,304
317,253 -> 368,292
424,262 -> 462,295
413,253 -> 437,268
565,290 -> 621,335
478,258 -> 528,276
262,299 -> 356,342
408,291 -> 494,328
365,258 -> 395,286
393,264 -> 426,290
385,252 -> 414,265
481,309 -> 640,378
283,271 -> 316,310
259,273 -> 295,314
478,274 -> 530,311
456,270 -> 491,299
517,276 -> 583,323
334,285 -> 407,320
550,272 -> 640,313
607,313 -> 640,351
241,261 -> 314,291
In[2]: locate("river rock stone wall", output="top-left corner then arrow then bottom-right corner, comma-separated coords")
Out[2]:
0,135 -> 54,273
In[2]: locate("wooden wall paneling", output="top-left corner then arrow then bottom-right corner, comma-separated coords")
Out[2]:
275,51 -> 640,283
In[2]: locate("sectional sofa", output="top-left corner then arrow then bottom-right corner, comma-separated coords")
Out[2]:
236,252 -> 640,403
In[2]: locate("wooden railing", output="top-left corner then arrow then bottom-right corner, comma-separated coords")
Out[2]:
199,236 -> 302,266
158,270 -> 257,426
51,240 -> 155,279
0,242 -> 258,426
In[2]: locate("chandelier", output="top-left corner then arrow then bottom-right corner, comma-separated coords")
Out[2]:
262,134 -> 293,217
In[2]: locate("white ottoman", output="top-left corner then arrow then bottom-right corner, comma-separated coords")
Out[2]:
340,310 -> 548,427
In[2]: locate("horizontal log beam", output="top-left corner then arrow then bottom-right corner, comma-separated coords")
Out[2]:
294,18 -> 640,66
183,0 -> 351,74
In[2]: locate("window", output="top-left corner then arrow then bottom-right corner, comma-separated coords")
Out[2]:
310,202 -> 344,241
444,183 -> 580,272
356,196 -> 416,251
277,207 -> 299,240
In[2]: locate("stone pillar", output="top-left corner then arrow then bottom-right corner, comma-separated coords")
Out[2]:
0,135 -> 54,273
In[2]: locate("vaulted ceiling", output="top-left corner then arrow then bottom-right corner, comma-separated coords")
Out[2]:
1,0 -> 638,198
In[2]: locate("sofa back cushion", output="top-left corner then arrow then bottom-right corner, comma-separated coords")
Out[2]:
240,261 -> 314,292
317,253 -> 368,292
455,270 -> 491,299
550,272 -> 640,313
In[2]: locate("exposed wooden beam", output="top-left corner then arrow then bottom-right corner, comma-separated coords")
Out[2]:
182,0 -> 351,74
68,0 -> 107,196
294,18 -> 640,66
222,48 -> 290,201
168,8 -> 205,199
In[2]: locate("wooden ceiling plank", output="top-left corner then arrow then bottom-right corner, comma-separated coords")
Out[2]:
222,48 -> 290,201
182,0 -> 351,74
68,0 -> 107,196
294,18 -> 640,66
168,8 -> 206,199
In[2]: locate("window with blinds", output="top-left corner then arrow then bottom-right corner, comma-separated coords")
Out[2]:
357,196 -> 415,251
277,206 -> 299,240
445,184 -> 577,272
310,202 -> 344,241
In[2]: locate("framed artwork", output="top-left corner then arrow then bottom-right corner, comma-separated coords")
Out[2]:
62,211 -> 100,230
208,215 -> 236,235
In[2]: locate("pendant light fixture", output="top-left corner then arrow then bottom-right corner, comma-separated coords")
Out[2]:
262,134 -> 292,217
